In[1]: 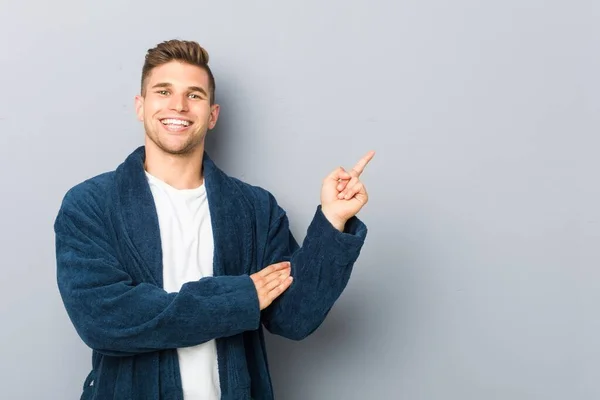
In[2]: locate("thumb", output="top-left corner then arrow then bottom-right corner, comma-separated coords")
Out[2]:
326,167 -> 352,182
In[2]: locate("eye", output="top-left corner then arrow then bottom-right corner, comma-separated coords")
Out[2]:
156,90 -> 170,95
188,93 -> 201,99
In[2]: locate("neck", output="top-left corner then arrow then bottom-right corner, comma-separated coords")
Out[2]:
144,140 -> 205,189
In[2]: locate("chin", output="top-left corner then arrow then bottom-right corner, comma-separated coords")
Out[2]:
159,137 -> 204,156
159,143 -> 195,155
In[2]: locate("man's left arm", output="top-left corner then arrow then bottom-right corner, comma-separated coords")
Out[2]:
260,151 -> 375,340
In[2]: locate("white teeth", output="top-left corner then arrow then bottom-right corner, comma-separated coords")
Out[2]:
161,119 -> 191,127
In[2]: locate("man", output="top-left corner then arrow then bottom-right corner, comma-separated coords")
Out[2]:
54,39 -> 374,400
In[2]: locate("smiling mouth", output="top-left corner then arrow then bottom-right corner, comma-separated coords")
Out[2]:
160,118 -> 192,127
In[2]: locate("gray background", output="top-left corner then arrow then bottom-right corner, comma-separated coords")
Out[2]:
1,0 -> 599,399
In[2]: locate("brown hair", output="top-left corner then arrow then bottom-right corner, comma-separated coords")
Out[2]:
141,39 -> 216,104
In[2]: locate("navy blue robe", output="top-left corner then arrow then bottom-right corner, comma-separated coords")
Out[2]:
54,146 -> 367,399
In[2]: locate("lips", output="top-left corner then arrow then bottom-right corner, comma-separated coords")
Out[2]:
160,118 -> 191,126
159,118 -> 193,132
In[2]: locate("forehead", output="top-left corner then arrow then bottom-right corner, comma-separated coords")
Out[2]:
145,61 -> 210,89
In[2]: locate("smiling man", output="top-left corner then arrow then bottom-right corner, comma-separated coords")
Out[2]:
54,39 -> 374,400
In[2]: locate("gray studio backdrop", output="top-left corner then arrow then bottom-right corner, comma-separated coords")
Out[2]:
1,1 -> 599,399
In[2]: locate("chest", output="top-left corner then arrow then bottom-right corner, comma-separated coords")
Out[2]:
152,189 -> 215,291
111,179 -> 268,288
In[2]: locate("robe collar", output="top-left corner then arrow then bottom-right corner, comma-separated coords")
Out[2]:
114,146 -> 255,287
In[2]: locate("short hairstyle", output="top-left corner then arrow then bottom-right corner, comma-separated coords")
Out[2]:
141,39 -> 216,104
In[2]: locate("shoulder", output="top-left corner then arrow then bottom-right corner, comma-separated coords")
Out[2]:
56,171 -> 116,220
231,176 -> 280,207
225,175 -> 287,222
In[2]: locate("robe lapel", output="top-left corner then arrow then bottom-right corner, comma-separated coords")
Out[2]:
115,146 -> 164,286
202,151 -> 256,394
203,152 -> 256,277
113,146 -> 256,287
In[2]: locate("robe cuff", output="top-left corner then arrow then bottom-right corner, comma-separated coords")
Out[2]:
226,275 -> 262,331
306,205 -> 368,264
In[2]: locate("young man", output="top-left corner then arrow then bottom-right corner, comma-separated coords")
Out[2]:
54,39 -> 374,400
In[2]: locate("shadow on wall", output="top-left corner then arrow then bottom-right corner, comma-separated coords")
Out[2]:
204,103 -> 232,162
263,234 -> 422,397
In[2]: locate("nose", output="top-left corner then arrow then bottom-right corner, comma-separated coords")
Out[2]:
169,93 -> 188,112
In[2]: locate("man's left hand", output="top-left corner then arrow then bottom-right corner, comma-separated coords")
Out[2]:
320,151 -> 375,231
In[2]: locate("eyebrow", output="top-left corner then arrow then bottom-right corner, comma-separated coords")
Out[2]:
151,82 -> 208,96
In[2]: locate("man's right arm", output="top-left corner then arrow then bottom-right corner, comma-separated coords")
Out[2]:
54,193 -> 288,357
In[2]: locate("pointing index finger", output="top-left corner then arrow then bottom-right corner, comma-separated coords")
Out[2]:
351,150 -> 375,176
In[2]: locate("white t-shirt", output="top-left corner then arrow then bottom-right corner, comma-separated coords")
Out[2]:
146,172 -> 221,400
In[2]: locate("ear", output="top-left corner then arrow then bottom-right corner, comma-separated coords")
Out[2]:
208,104 -> 220,130
134,95 -> 144,121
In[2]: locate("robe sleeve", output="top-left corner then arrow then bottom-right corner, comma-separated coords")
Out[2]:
54,191 -> 261,357
260,201 -> 367,340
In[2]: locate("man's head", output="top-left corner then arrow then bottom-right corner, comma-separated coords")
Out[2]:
135,39 -> 220,156
140,40 -> 216,104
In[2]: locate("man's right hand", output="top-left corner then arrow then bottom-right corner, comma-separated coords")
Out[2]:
250,262 -> 293,310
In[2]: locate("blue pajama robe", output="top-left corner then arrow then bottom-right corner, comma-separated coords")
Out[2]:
54,146 -> 367,399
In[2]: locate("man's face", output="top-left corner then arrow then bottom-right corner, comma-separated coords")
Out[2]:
135,61 -> 219,156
